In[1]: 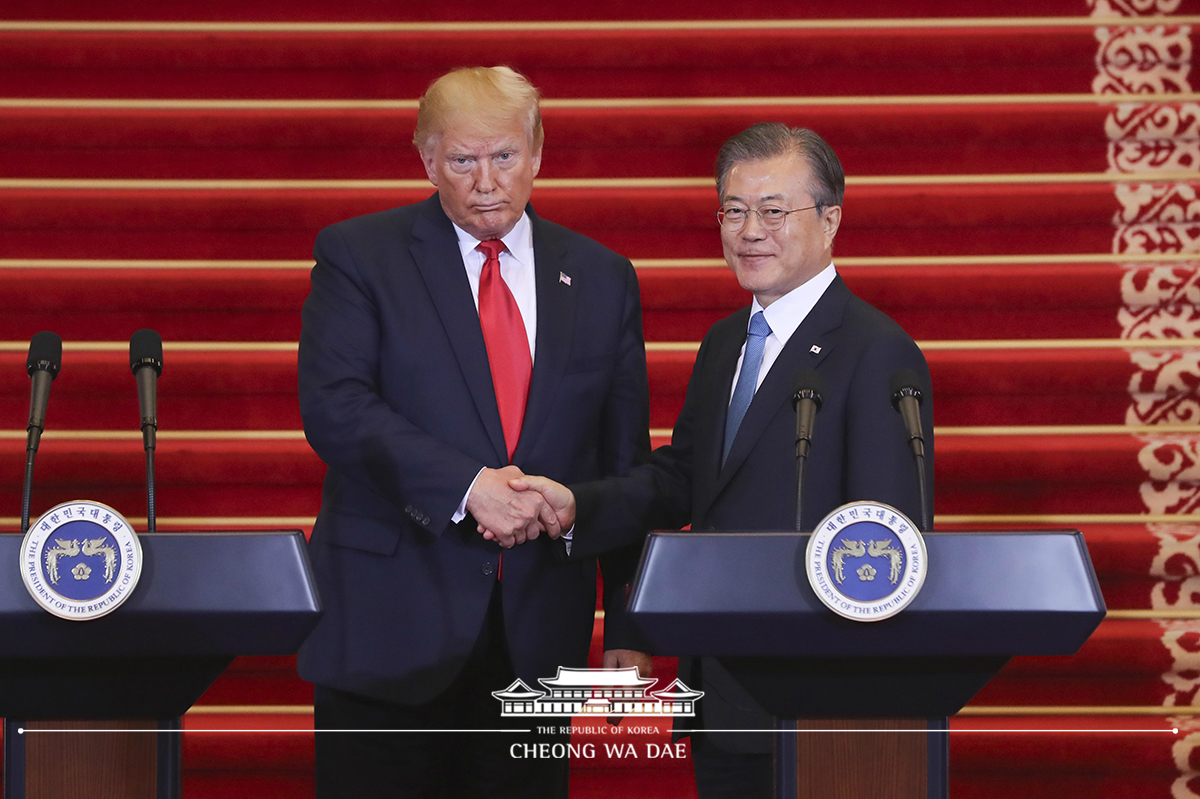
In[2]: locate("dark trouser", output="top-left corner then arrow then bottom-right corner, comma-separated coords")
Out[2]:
314,587 -> 569,799
690,732 -> 773,799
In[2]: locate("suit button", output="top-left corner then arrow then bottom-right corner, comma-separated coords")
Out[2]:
482,562 -> 495,576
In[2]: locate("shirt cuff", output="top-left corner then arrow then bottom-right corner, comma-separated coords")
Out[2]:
561,524 -> 575,556
451,467 -> 487,524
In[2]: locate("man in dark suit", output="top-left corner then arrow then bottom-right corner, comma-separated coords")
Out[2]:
511,123 -> 934,798
296,66 -> 651,799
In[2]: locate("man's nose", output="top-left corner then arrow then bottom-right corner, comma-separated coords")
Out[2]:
740,210 -> 768,239
474,160 -> 497,192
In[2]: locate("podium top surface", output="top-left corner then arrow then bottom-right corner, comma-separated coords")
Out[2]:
627,530 -> 1105,658
0,531 -> 321,658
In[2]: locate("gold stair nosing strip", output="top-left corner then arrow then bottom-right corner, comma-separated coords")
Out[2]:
3,424 -> 1200,440
5,94 -> 1200,111
3,338 -> 1199,354
2,172 -> 1197,190
6,15 -> 1200,34
4,17 -> 1200,33
2,254 -> 1197,270
650,340 -> 1200,353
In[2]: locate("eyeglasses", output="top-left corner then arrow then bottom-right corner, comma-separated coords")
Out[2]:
716,204 -> 819,231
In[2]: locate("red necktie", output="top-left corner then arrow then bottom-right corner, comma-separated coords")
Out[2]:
476,240 -> 531,462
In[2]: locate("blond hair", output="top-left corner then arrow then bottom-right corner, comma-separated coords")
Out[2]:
413,66 -> 544,154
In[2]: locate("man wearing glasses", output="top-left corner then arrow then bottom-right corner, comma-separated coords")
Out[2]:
509,123 -> 934,797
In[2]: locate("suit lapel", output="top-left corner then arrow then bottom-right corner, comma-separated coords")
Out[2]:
688,311 -> 744,519
512,208 -> 575,463
710,276 -> 851,501
409,195 -> 508,465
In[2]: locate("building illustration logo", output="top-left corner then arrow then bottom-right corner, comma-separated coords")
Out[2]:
492,667 -> 704,717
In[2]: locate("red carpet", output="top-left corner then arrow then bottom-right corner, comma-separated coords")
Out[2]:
8,0 -> 1194,20
3,1 -> 1200,796
0,102 -> 1141,179
1,26 -> 1160,99
1,181 -> 1182,260
1,260 -> 1181,342
0,339 -> 1193,430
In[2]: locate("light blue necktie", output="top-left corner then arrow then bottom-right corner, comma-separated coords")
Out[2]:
723,311 -> 771,465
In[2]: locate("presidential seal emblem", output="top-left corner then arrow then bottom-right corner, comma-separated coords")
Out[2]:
805,501 -> 927,622
20,500 -> 142,621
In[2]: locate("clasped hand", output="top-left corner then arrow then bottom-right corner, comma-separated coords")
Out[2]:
466,466 -> 575,548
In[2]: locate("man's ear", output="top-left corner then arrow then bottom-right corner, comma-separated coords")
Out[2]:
421,144 -> 440,187
821,205 -> 842,249
530,144 -> 543,178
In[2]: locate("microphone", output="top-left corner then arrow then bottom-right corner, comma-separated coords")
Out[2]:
130,329 -> 163,452
130,329 -> 163,533
22,331 -> 62,533
889,367 -> 931,531
26,331 -> 63,454
792,369 -> 825,460
791,369 -> 825,532
889,368 -> 926,460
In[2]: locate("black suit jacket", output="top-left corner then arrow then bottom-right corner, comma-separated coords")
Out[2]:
571,275 -> 934,751
296,194 -> 650,705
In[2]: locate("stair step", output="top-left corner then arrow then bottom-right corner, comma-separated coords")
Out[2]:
0,100 -> 1143,180
0,259 -> 1182,342
6,429 -> 1200,517
1,340 -> 1194,429
0,2 -> 1150,21
0,25 -> 1140,99
0,180 -> 1172,260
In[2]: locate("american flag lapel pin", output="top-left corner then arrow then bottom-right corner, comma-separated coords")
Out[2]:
559,272 -> 572,286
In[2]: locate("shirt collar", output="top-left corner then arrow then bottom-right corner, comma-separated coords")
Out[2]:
750,262 -> 837,346
452,211 -> 535,268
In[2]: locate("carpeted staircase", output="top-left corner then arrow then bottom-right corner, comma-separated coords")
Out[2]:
3,1 -> 1200,796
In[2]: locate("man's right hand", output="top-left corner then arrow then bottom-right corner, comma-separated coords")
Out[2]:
466,465 -> 547,548
508,474 -> 576,535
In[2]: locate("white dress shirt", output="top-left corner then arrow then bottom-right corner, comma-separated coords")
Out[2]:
451,212 -> 538,524
729,263 -> 838,403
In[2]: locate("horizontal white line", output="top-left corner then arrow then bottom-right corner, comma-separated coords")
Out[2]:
1,16 -> 1197,32
20,727 -> 530,734
3,94 -> 1200,111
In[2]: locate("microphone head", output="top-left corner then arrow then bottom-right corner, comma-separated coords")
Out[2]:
27,331 -> 62,379
889,367 -> 924,411
129,329 -> 164,376
792,368 -> 825,410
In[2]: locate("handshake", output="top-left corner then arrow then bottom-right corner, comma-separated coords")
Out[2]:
465,466 -> 577,549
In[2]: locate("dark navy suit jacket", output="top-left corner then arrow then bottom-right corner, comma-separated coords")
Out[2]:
296,194 -> 650,705
569,275 -> 935,751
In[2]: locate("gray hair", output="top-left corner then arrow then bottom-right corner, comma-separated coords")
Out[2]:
715,123 -> 844,211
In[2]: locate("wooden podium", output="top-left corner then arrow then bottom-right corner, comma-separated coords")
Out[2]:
626,530 -> 1106,799
0,531 -> 321,799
